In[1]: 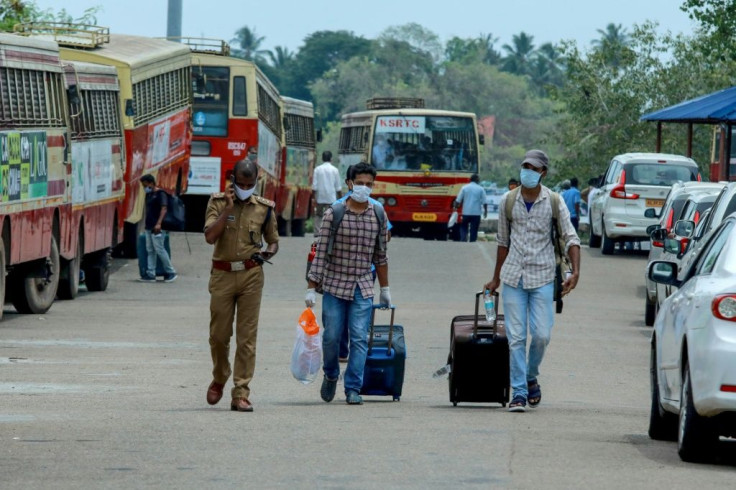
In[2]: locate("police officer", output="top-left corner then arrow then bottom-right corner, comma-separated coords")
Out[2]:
203,159 -> 279,412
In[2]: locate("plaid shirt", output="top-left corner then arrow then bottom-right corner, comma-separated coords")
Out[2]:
308,202 -> 388,301
497,186 -> 580,289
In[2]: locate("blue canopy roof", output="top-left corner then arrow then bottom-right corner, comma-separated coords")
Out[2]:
641,86 -> 736,123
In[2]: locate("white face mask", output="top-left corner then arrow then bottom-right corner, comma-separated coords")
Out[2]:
351,184 -> 372,203
234,183 -> 256,201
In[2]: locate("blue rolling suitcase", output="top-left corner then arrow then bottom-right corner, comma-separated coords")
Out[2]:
137,233 -> 172,278
360,305 -> 406,401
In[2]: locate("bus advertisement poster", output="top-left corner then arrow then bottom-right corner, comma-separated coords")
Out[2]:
0,131 -> 48,202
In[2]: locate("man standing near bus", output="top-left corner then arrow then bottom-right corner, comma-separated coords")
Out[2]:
203,159 -> 279,412
312,151 -> 342,236
454,174 -> 487,242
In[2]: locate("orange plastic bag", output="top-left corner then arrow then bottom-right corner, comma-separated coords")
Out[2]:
290,308 -> 322,384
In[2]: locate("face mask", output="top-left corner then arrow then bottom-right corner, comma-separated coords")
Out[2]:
520,168 -> 542,189
351,184 -> 371,203
233,183 -> 256,201
144,186 -> 153,194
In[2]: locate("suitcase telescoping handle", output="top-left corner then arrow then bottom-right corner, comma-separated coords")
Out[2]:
474,291 -> 499,337
369,304 -> 396,354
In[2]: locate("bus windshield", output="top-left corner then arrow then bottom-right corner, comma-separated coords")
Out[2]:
192,66 -> 229,137
371,115 -> 477,172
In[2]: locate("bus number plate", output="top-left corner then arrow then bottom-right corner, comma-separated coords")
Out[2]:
412,213 -> 437,222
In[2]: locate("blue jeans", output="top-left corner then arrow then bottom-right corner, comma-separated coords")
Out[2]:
459,215 -> 481,242
144,230 -> 176,278
322,287 -> 372,394
502,278 -> 554,400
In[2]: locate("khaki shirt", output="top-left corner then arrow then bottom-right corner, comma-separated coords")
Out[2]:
204,194 -> 279,261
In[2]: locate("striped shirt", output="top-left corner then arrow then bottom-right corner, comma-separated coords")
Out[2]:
497,186 -> 580,289
308,202 -> 389,301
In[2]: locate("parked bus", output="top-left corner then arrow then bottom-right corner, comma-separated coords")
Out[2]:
280,96 -> 317,236
710,125 -> 736,181
174,38 -> 283,231
61,60 -> 125,296
17,23 -> 193,256
0,33 -> 71,317
338,98 -> 483,239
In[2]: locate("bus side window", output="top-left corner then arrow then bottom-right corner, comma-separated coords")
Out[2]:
233,76 -> 247,116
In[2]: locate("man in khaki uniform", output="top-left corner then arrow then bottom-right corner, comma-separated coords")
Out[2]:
203,159 -> 279,412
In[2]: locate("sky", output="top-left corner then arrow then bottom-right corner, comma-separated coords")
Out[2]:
42,0 -> 697,55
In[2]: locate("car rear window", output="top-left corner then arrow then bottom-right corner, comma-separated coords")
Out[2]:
626,164 -> 697,186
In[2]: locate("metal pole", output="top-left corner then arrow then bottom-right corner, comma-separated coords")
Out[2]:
656,122 -> 662,152
167,0 -> 182,40
687,123 -> 693,157
727,123 -> 733,181
719,126 -> 727,181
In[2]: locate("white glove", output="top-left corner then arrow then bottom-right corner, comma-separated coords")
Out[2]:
305,288 -> 316,308
379,287 -> 391,307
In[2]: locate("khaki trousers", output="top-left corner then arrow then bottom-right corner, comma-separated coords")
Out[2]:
208,266 -> 264,399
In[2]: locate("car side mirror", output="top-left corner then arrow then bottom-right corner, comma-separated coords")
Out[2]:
663,238 -> 680,254
650,228 -> 667,241
644,208 -> 658,219
673,220 -> 695,238
647,261 -> 680,286
479,134 -> 485,146
125,99 -> 136,117
646,224 -> 660,236
282,116 -> 291,132
316,129 -> 323,143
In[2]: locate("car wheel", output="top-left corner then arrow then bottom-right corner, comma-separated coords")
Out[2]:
589,227 -> 601,248
601,222 -> 615,255
645,295 -> 657,327
678,361 -> 718,462
648,343 -> 677,441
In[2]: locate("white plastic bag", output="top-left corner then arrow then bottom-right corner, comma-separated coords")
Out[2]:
290,308 -> 322,384
448,211 -> 458,228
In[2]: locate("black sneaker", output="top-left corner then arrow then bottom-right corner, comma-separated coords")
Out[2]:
508,395 -> 527,413
346,391 -> 363,405
137,276 -> 156,283
320,376 -> 338,402
163,273 -> 178,283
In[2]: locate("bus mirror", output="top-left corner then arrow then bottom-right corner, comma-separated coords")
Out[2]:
363,132 -> 369,143
316,129 -> 323,143
67,85 -> 81,106
479,134 -> 485,146
125,99 -> 136,117
283,116 -> 291,131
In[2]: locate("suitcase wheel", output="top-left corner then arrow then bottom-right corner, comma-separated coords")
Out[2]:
393,396 -> 400,401
452,402 -> 457,407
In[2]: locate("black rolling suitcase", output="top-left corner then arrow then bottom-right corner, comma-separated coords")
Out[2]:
448,292 -> 509,407
137,233 -> 172,278
361,305 -> 406,401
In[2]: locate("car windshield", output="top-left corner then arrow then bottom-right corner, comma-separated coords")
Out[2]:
626,164 -> 697,186
371,116 -> 477,172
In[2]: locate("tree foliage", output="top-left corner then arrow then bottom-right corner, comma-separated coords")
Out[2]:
0,0 -> 100,31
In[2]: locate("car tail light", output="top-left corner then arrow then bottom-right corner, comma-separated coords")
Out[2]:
697,173 -> 702,182
665,209 -> 674,230
679,237 -> 689,254
712,294 -> 736,321
721,385 -> 736,393
694,210 -> 701,224
610,170 -> 639,199
653,240 -> 663,248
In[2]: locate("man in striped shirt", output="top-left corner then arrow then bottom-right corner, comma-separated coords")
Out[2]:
484,150 -> 581,413
306,163 -> 391,405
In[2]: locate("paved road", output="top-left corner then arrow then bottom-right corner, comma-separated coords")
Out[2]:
1,233 -> 734,488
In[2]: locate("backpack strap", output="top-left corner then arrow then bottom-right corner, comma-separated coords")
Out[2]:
325,201 -> 386,258
505,186 -> 521,224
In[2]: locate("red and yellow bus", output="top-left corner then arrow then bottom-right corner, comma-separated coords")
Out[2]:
280,96 -> 317,236
62,60 -> 125,296
338,98 -> 482,239
175,38 -> 283,230
0,33 -> 71,317
17,24 -> 193,255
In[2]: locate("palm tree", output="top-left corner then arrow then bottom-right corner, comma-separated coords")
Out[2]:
477,33 -> 501,65
591,23 -> 631,69
231,26 -> 269,63
502,32 -> 536,76
267,46 -> 294,68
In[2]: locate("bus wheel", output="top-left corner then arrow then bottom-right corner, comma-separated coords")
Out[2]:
291,219 -> 305,237
84,248 -> 111,292
11,235 -> 60,314
0,237 -> 5,322
58,232 -> 82,300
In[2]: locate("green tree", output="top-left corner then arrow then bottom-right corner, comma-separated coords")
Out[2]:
0,0 -> 99,31
231,26 -> 269,63
681,0 -> 736,60
267,46 -> 294,69
501,32 -> 536,76
590,23 -> 631,69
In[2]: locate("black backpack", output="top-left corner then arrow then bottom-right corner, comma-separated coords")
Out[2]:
161,192 -> 186,231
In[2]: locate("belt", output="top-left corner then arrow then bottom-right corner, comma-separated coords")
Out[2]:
212,259 -> 261,272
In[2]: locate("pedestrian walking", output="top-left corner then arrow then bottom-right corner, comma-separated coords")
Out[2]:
454,173 -> 487,242
306,162 -> 391,405
312,150 -> 342,236
562,177 -> 582,231
484,150 -> 581,413
139,174 -> 177,283
203,159 -> 279,412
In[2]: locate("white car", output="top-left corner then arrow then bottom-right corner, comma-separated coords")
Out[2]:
589,153 -> 700,255
647,215 -> 736,462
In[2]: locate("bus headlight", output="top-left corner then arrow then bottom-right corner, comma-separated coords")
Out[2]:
377,197 -> 386,204
387,198 -> 397,206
